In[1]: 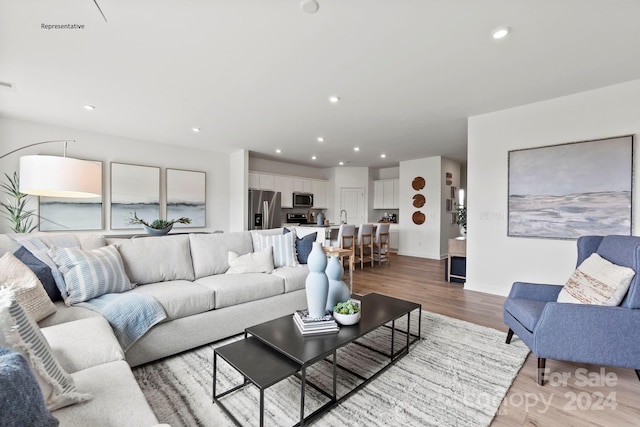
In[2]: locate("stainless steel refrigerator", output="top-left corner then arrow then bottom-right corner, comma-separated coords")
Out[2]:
248,189 -> 281,230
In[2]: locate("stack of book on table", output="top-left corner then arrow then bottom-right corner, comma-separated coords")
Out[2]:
293,309 -> 339,335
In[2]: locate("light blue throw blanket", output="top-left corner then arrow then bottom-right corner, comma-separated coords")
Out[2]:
78,293 -> 167,351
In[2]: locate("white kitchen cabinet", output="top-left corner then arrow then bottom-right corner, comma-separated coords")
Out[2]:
373,179 -> 399,209
389,224 -> 399,252
293,178 -> 312,193
259,174 -> 275,191
311,180 -> 328,208
275,176 -> 294,208
248,173 -> 260,190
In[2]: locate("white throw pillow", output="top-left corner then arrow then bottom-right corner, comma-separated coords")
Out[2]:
0,253 -> 56,322
49,246 -> 133,305
0,287 -> 91,410
558,253 -> 636,306
259,232 -> 298,268
226,248 -> 274,274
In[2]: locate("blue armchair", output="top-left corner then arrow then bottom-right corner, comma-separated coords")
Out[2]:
504,235 -> 640,385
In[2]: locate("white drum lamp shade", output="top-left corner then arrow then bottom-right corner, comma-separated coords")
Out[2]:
19,155 -> 102,198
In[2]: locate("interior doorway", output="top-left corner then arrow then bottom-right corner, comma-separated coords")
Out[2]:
340,187 -> 365,225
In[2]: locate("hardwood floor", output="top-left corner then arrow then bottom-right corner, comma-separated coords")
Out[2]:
351,254 -> 640,427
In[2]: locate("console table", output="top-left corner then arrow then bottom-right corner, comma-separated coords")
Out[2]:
447,237 -> 466,282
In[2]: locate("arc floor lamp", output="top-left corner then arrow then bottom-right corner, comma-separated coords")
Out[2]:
0,140 -> 102,198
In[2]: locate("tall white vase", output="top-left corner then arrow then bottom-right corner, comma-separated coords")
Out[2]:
325,255 -> 350,313
305,242 -> 329,318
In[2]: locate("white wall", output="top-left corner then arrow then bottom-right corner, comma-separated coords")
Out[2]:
329,167 -> 369,224
229,150 -> 248,232
398,157 -> 442,258
440,157 -> 462,254
466,79 -> 640,296
248,157 -> 329,179
0,117 -> 231,234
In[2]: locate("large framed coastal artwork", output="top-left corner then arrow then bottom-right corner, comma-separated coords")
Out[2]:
110,163 -> 160,229
166,168 -> 206,228
39,161 -> 104,231
508,135 -> 633,239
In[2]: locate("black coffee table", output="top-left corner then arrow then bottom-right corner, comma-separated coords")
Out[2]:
213,293 -> 421,426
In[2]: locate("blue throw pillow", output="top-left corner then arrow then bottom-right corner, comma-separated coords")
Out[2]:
13,246 -> 62,302
0,347 -> 59,427
284,228 -> 317,264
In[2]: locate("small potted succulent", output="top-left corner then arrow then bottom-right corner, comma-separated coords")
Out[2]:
333,300 -> 361,325
128,211 -> 191,235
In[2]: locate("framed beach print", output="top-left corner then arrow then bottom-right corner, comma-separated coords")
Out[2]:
39,161 -> 104,231
110,162 -> 160,229
166,168 -> 206,228
508,135 -> 633,239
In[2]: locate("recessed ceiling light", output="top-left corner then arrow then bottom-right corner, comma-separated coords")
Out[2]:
311,155 -> 317,160
192,127 -> 201,133
380,154 -> 386,158
275,149 -> 282,154
300,0 -> 319,14
339,161 -> 344,166
328,95 -> 340,103
492,26 -> 510,39
83,105 -> 95,110
353,147 -> 360,152
317,137 -> 324,142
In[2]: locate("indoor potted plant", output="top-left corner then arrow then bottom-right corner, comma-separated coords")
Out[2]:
332,300 -> 361,325
456,206 -> 467,236
128,211 -> 191,235
1,172 -> 37,233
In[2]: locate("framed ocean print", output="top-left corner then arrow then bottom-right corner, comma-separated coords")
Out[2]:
508,135 -> 633,239
39,161 -> 104,231
110,162 -> 160,229
166,168 -> 206,228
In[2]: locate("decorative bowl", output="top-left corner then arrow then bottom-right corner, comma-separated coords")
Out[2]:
333,310 -> 361,326
143,224 -> 173,235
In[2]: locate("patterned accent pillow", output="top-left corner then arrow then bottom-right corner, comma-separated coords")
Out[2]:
259,232 -> 298,268
0,287 -> 91,410
558,253 -> 636,306
49,246 -> 133,305
0,253 -> 57,322
226,247 -> 274,274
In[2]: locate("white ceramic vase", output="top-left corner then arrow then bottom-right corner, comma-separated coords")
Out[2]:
325,255 -> 350,313
305,242 -> 329,318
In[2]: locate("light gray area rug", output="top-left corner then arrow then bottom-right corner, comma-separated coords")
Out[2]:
133,311 -> 529,426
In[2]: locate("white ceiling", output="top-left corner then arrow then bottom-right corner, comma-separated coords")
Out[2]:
1,0 -> 640,169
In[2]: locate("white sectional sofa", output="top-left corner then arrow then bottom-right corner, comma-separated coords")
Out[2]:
0,226 -> 323,426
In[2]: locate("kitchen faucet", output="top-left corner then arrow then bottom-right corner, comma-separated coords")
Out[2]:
340,209 -> 347,224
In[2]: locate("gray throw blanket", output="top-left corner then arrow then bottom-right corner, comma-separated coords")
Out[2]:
78,293 -> 166,351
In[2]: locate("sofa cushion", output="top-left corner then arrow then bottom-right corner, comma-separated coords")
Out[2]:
195,273 -> 284,309
49,246 -> 133,305
503,298 -> 548,332
0,347 -> 59,427
250,228 -> 284,252
37,302 -> 101,328
0,288 -> 91,410
259,233 -> 298,267
189,232 -> 253,278
284,228 -> 317,264
0,252 -> 57,322
558,253 -> 635,306
13,245 -> 62,302
128,280 -> 215,321
53,361 -> 159,427
41,317 -> 125,374
272,265 -> 309,293
115,235 -> 195,284
226,248 -> 274,274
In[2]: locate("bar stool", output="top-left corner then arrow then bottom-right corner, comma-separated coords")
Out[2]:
355,224 -> 374,269
330,224 -> 356,270
373,223 -> 390,266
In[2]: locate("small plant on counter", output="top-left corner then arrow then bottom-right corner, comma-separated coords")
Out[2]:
1,172 -> 37,233
128,211 -> 191,230
333,300 -> 360,315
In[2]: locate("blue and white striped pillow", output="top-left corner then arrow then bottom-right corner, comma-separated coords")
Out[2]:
0,287 -> 91,410
49,246 -> 133,305
259,232 -> 298,268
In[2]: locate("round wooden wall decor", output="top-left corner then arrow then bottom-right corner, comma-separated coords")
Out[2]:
412,194 -> 425,208
412,211 -> 426,225
412,176 -> 425,191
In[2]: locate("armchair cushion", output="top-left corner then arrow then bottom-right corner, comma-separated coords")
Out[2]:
504,298 -> 548,332
558,253 -> 635,306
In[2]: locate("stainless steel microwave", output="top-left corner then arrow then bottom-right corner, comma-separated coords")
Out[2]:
293,193 -> 314,208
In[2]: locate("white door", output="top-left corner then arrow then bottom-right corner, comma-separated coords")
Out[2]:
340,187 -> 365,225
